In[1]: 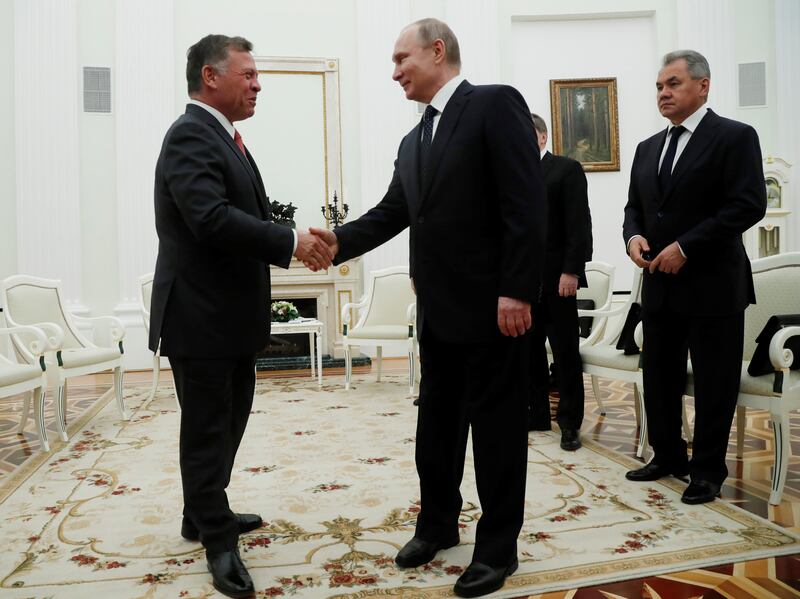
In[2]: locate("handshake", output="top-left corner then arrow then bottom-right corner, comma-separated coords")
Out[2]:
292,227 -> 340,272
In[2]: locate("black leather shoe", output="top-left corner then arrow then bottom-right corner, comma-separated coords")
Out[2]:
206,549 -> 255,598
681,479 -> 721,505
453,558 -> 518,597
395,535 -> 459,568
182,513 -> 263,542
560,428 -> 581,451
625,462 -> 688,482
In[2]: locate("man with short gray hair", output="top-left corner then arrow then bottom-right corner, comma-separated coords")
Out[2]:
623,50 -> 766,504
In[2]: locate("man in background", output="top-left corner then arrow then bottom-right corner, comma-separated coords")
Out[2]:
528,113 -> 592,451
623,50 -> 765,504
150,34 -> 332,598
311,18 -> 545,598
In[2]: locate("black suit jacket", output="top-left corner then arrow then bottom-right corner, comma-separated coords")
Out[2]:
334,81 -> 546,344
540,151 -> 592,290
149,104 -> 294,358
623,109 -> 766,315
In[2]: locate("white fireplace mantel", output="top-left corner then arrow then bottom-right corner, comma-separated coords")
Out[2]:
270,258 -> 363,358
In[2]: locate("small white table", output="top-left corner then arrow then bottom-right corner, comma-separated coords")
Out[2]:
270,319 -> 324,387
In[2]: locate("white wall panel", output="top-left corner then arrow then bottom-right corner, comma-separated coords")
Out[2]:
14,0 -> 83,307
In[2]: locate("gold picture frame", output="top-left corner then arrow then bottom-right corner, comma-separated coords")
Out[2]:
549,77 -> 620,172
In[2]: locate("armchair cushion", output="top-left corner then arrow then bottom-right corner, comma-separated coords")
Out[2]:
688,360 -> 800,396
0,361 -> 43,387
615,302 -> 642,355
580,344 -> 640,371
347,325 -> 409,340
55,347 -> 122,369
747,314 -> 800,377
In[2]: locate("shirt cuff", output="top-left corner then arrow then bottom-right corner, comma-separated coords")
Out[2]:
626,235 -> 641,254
291,229 -> 298,254
677,241 -> 686,258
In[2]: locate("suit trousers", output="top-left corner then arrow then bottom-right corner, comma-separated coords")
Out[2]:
170,355 -> 257,554
641,307 -> 744,484
414,327 -> 529,567
529,293 -> 585,429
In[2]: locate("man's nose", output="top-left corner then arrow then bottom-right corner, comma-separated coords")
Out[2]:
392,68 -> 401,81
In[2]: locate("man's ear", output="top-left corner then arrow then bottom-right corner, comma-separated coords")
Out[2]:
431,39 -> 446,65
201,64 -> 217,89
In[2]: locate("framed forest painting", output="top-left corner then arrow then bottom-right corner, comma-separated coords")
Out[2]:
550,77 -> 620,172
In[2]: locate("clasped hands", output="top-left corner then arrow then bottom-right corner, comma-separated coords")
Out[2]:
292,227 -> 340,272
628,236 -> 686,274
293,228 -> 340,272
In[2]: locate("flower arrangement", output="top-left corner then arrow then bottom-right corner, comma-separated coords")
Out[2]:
271,301 -> 299,322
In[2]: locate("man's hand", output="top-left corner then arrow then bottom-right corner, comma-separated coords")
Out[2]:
628,236 -> 652,269
558,273 -> 579,297
497,296 -> 532,337
294,229 -> 334,272
309,227 -> 339,255
649,241 -> 687,274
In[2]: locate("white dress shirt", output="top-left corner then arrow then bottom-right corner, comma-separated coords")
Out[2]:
188,99 -> 297,253
421,75 -> 465,141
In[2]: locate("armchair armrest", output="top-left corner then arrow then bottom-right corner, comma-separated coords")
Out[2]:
767,325 -> 800,394
72,314 -> 126,342
341,297 -> 368,333
577,303 -> 632,320
768,325 -> 800,370
633,322 -> 644,350
406,302 -> 416,338
0,324 -> 60,358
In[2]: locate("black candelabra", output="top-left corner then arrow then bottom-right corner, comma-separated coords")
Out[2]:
321,191 -> 349,227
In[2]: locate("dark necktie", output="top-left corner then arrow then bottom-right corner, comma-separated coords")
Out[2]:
233,129 -> 247,156
420,105 -> 438,183
658,125 -> 686,193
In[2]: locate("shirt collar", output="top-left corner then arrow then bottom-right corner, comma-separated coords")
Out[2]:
427,74 -> 465,115
540,148 -> 548,160
668,104 -> 708,135
188,99 -> 236,138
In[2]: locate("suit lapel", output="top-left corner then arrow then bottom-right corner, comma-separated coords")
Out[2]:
661,110 -> 719,204
403,122 -> 422,214
419,80 -> 473,204
187,105 -> 269,219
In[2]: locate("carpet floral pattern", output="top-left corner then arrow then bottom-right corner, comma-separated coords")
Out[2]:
0,375 -> 798,598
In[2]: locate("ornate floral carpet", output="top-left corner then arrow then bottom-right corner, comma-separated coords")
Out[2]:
0,374 -> 798,598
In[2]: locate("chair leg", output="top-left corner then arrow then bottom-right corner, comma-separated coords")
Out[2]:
768,409 -> 791,505
634,383 -> 648,459
407,338 -> 416,397
593,375 -> 607,416
33,386 -> 50,452
590,375 -> 604,415
114,366 -> 131,420
735,405 -> 746,459
681,396 -> 693,444
17,389 -> 32,433
55,383 -> 68,442
344,346 -> 352,390
148,353 -> 160,402
376,346 -> 383,382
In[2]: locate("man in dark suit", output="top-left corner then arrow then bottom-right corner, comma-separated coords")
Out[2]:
150,34 -> 332,598
528,113 -> 592,451
622,50 -> 766,505
311,18 -> 545,598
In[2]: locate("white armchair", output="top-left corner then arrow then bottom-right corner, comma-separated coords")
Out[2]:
0,323 -> 59,451
0,275 -> 130,443
687,252 -> 800,505
341,266 -> 417,395
576,260 -> 616,348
